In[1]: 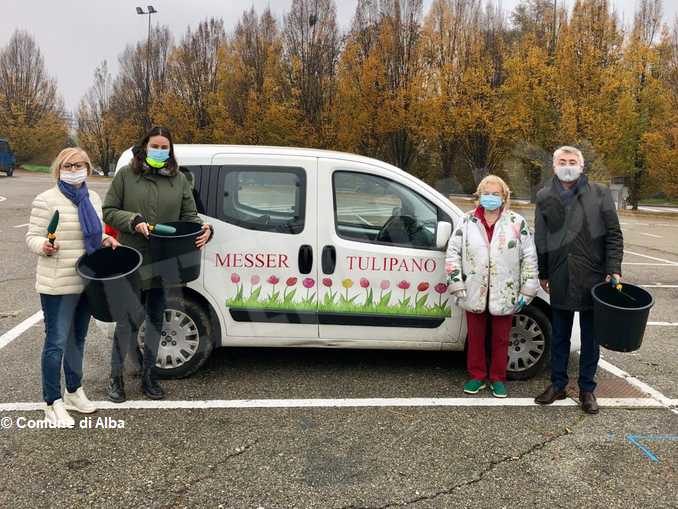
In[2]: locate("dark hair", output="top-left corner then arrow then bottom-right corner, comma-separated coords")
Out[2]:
131,126 -> 179,175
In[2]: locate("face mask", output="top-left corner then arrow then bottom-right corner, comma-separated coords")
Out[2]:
60,169 -> 87,186
147,148 -> 170,163
555,165 -> 583,183
479,194 -> 503,211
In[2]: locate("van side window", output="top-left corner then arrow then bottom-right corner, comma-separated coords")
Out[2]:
221,166 -> 305,234
180,166 -> 206,214
333,171 -> 450,250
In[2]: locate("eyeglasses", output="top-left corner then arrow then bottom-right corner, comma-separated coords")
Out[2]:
61,162 -> 90,171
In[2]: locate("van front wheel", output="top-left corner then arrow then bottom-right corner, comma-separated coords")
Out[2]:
506,305 -> 551,380
137,294 -> 214,379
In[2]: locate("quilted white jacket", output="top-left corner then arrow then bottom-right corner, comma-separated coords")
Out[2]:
26,186 -> 108,295
445,209 -> 539,316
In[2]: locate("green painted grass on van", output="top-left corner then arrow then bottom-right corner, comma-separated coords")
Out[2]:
22,164 -> 51,173
226,298 -> 451,318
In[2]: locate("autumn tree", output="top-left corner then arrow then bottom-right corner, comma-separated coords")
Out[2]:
77,61 -> 116,175
0,30 -> 68,164
334,0 -> 427,174
108,25 -> 174,151
282,0 -> 340,146
153,18 -> 225,142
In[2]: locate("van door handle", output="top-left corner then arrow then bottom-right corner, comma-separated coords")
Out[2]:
298,244 -> 313,274
321,245 -> 336,274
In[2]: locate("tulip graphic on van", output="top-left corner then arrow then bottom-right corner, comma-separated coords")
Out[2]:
283,277 -> 298,304
225,274 -> 451,319
266,275 -> 280,303
379,280 -> 392,307
302,278 -> 316,305
397,280 -> 411,307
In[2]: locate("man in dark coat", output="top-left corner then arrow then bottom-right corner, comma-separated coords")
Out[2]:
533,146 -> 624,414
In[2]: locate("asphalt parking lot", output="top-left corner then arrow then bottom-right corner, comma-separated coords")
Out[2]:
0,170 -> 676,508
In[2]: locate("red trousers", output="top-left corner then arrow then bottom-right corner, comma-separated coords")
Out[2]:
466,311 -> 513,382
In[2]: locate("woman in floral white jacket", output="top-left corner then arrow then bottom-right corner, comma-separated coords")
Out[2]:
445,175 -> 539,398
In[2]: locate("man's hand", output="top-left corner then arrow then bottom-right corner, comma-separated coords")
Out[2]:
42,240 -> 59,256
539,279 -> 549,293
102,236 -> 121,250
606,273 -> 622,287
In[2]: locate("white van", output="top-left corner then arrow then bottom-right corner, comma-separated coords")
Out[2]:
111,145 -> 560,380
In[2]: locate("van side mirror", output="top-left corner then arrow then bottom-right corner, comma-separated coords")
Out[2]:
436,221 -> 452,250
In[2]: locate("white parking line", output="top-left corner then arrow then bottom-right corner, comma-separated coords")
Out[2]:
624,250 -> 678,266
598,358 -> 677,414
0,311 -> 43,351
0,195 -> 6,202
647,322 -> 678,326
641,284 -> 678,288
0,397 -> 670,413
622,263 -> 676,266
12,223 -> 28,228
639,232 -> 663,239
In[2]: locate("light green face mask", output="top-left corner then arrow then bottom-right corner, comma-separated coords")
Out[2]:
145,156 -> 166,169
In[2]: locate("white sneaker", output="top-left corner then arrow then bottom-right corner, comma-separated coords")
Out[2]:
64,387 -> 97,414
44,399 -> 75,428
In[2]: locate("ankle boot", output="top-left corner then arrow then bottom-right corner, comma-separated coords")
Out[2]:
107,376 -> 126,403
141,368 -> 165,400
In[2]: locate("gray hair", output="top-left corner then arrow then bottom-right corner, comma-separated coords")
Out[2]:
553,146 -> 584,166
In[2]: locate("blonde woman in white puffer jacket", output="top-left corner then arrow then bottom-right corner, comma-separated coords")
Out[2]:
26,148 -> 119,427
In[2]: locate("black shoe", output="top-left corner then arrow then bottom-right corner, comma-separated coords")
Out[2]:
580,391 -> 599,414
107,376 -> 126,403
534,384 -> 567,405
141,368 -> 165,400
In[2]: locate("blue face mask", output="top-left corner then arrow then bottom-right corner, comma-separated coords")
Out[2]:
147,147 -> 170,162
479,194 -> 503,211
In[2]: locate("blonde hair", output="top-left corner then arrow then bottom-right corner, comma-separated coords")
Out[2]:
553,146 -> 584,166
50,147 -> 92,180
475,175 -> 511,210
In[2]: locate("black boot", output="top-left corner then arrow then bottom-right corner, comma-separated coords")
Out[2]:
107,376 -> 126,403
141,368 -> 165,400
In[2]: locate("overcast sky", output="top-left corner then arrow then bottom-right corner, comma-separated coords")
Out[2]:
2,0 -> 677,113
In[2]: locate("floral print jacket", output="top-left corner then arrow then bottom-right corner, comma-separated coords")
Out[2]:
445,209 -> 539,316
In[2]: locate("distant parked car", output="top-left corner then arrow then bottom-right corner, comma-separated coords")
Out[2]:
0,138 -> 16,176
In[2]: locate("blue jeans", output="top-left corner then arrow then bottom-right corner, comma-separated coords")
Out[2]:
550,308 -> 600,393
40,293 -> 91,404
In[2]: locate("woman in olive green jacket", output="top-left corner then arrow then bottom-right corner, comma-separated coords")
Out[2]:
103,126 -> 212,402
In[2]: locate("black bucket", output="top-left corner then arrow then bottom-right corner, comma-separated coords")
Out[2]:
149,221 -> 202,285
76,246 -> 143,323
591,282 -> 654,352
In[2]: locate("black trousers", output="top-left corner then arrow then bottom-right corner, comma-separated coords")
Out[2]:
110,287 -> 166,376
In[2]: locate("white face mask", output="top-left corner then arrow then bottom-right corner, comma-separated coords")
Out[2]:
555,165 -> 582,183
60,169 -> 88,185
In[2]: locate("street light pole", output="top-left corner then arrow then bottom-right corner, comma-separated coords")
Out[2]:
136,6 -> 157,129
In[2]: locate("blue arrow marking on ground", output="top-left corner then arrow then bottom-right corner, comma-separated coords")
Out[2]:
626,435 -> 678,462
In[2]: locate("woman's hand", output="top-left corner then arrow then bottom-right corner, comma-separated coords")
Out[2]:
195,223 -> 212,249
42,240 -> 59,256
102,236 -> 121,250
135,221 -> 150,238
452,289 -> 467,300
514,294 -> 533,313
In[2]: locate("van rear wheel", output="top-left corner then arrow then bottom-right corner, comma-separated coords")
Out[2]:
506,305 -> 551,380
137,294 -> 214,379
